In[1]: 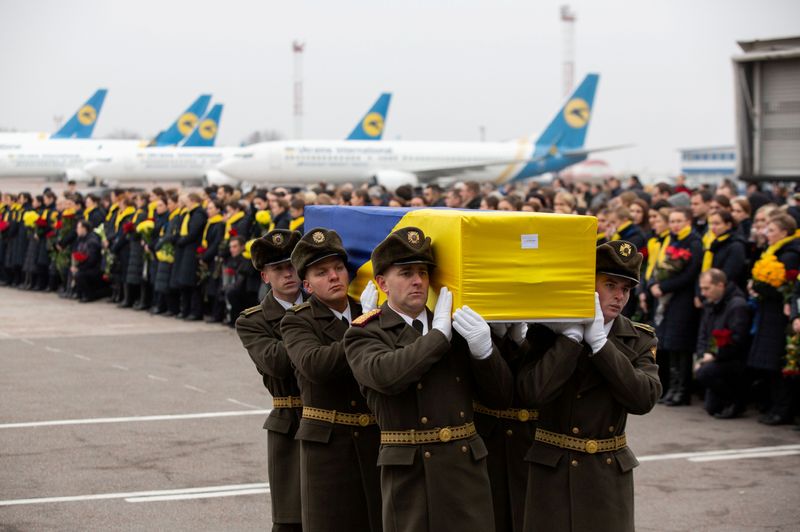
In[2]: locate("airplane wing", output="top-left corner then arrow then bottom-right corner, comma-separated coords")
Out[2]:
412,156 -> 548,181
561,144 -> 634,158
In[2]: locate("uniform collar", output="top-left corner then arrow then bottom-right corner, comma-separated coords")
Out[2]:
610,315 -> 638,338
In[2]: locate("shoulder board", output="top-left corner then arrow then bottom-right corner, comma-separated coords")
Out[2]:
632,322 -> 656,336
352,308 -> 381,327
240,305 -> 261,317
290,301 -> 311,313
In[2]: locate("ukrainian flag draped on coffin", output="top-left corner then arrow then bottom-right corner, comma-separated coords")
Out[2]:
305,205 -> 597,321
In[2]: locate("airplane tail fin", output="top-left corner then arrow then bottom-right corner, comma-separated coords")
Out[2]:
51,89 -> 108,139
152,94 -> 212,146
346,93 -> 392,140
180,103 -> 223,147
534,74 -> 599,151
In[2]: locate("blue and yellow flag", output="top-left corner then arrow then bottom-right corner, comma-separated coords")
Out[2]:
305,206 -> 597,321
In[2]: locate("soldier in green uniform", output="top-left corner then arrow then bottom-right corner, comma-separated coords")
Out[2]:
344,226 -> 514,532
280,228 -> 382,532
235,229 -> 305,532
517,240 -> 662,532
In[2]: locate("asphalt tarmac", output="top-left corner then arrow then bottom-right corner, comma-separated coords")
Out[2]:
1,286 -> 798,531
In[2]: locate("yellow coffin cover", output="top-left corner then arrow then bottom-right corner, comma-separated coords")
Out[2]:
387,209 -> 597,321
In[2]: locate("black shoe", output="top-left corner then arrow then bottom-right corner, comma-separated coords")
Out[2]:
758,414 -> 791,426
184,314 -> 202,321
204,316 -> 222,323
175,313 -> 186,320
164,310 -> 176,317
713,405 -> 742,419
665,395 -> 691,407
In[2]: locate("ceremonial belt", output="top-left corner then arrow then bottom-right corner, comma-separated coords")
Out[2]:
302,406 -> 376,427
272,396 -> 302,409
381,422 -> 476,445
473,401 -> 539,422
535,428 -> 627,454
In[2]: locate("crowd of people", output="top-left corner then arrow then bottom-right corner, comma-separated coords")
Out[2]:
1,174 -> 799,430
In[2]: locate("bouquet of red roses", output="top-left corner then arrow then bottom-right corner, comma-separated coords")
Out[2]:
654,245 -> 692,282
0,220 -> 9,233
710,328 -> 732,355
122,221 -> 135,234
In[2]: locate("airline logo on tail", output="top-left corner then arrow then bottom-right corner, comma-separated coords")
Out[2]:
198,118 -> 218,140
78,105 -> 98,126
564,98 -> 590,128
361,112 -> 385,138
347,93 -> 392,140
180,103 -> 223,147
178,113 -> 200,137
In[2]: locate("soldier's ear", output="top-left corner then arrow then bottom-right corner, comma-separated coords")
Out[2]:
302,279 -> 313,295
375,275 -> 389,295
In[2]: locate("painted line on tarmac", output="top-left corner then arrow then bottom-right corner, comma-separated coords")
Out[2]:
125,487 -> 269,502
111,364 -> 129,371
19,338 -> 34,345
0,409 -> 271,429
73,354 -> 91,361
147,374 -> 168,382
639,444 -> 800,462
44,346 -> 62,353
184,384 -> 207,393
0,482 -> 269,507
227,398 -> 262,409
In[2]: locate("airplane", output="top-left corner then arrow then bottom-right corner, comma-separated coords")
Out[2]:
179,103 -> 223,147
149,95 -> 211,146
0,89 -> 108,148
83,93 -> 393,185
217,74 -> 626,190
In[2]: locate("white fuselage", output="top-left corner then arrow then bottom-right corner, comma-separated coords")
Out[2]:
83,146 -> 243,181
0,138 -> 145,178
217,139 -> 536,185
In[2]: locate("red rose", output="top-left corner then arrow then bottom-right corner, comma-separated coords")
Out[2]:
639,247 -> 648,259
0,220 -> 9,232
712,328 -> 733,348
71,251 -> 88,263
45,230 -> 56,239
122,222 -> 135,234
224,267 -> 235,276
665,246 -> 680,260
54,220 -> 63,230
101,273 -> 110,282
35,218 -> 47,228
679,248 -> 692,260
787,269 -> 799,282
196,246 -> 207,254
62,212 -> 75,219
229,228 -> 238,237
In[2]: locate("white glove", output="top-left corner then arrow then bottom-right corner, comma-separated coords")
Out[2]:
359,281 -> 378,314
543,322 -> 584,344
510,322 -> 528,346
453,305 -> 493,360
583,292 -> 608,354
431,286 -> 453,340
489,322 -> 509,337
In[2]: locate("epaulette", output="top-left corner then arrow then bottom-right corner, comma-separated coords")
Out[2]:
290,301 -> 311,313
352,308 -> 381,327
240,305 -> 261,317
632,322 -> 656,336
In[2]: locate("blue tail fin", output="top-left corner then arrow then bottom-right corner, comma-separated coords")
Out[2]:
534,74 -> 599,151
347,93 -> 392,140
51,89 -> 107,139
152,94 -> 212,146
180,104 -> 223,147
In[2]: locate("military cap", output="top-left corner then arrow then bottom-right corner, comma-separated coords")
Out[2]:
291,227 -> 348,279
596,240 -> 642,285
371,226 -> 435,276
250,229 -> 301,270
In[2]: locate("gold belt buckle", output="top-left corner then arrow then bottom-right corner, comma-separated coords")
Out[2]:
438,427 -> 452,442
585,440 -> 598,454
517,409 -> 530,422
358,414 -> 371,427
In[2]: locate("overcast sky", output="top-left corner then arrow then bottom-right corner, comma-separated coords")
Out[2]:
1,0 -> 798,178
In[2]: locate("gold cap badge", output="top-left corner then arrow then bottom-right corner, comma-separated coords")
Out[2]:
619,243 -> 632,257
312,231 -> 325,244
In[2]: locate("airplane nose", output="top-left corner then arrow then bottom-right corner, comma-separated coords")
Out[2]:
217,156 -> 253,180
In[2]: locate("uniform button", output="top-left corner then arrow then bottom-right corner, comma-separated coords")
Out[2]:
571,460 -> 579,467
459,411 -> 465,418
506,429 -> 513,437
350,400 -> 357,407
421,417 -> 428,424
571,427 -> 580,435
424,451 -> 431,459
353,431 -> 359,438
417,382 -> 423,390
461,445 -> 468,453
606,458 -> 613,465
455,376 -> 461,383
608,426 -> 615,432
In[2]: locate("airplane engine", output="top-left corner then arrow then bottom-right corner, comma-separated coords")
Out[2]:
64,168 -> 94,183
372,170 -> 419,191
205,169 -> 239,187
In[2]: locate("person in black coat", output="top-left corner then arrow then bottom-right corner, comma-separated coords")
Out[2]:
72,220 -> 105,302
121,195 -> 148,308
223,236 -> 259,325
704,210 -> 749,290
199,199 -> 225,322
270,197 -> 292,230
109,196 -> 136,303
83,194 -> 106,229
694,270 -> 751,418
747,213 -> 800,425
173,193 -> 208,320
649,207 -> 704,406
154,194 -> 183,316
607,206 -> 647,318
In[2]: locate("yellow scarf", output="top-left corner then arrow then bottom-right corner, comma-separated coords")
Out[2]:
657,225 -> 692,267
289,216 -> 304,232
147,201 -> 158,219
106,203 -> 119,222
84,205 -> 96,221
202,214 -> 224,248
180,205 -> 198,236
702,227 -> 715,250
645,230 -> 670,280
114,206 -> 136,231
702,232 -> 731,272
762,234 -> 797,258
160,208 -> 182,237
225,211 -> 245,239
611,220 -> 632,241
